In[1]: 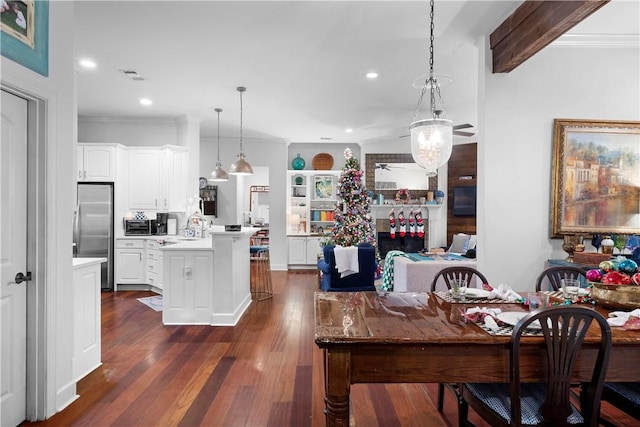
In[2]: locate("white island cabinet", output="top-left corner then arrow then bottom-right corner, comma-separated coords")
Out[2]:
72,257 -> 106,382
161,226 -> 259,326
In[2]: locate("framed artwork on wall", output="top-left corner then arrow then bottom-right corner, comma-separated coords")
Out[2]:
550,118 -> 640,238
1,0 -> 49,76
314,175 -> 335,200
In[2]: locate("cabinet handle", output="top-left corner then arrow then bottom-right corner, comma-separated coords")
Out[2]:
155,199 -> 158,207
83,170 -> 87,179
78,170 -> 82,179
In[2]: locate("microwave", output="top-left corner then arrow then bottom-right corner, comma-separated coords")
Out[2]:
124,219 -> 151,235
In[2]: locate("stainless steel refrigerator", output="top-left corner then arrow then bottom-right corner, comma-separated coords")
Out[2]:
73,183 -> 114,291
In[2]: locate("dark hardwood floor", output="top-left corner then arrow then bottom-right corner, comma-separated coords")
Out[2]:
22,270 -> 639,426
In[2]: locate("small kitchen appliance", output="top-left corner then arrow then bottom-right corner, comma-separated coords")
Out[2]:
155,212 -> 168,235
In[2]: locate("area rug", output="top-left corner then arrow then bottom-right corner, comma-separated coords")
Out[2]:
137,295 -> 163,312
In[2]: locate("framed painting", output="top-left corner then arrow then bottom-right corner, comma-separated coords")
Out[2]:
314,176 -> 335,200
550,119 -> 640,238
1,0 -> 48,76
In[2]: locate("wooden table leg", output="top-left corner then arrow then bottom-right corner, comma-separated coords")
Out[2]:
323,348 -> 351,427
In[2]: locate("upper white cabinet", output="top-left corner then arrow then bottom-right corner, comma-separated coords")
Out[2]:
77,144 -> 115,181
161,147 -> 187,212
128,149 -> 162,210
127,146 -> 187,212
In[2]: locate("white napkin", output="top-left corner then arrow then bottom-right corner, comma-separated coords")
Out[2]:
487,283 -> 523,302
334,245 -> 359,278
465,306 -> 502,331
607,309 -> 640,327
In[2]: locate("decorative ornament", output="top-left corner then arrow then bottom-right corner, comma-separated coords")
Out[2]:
395,188 -> 411,204
291,153 -> 306,170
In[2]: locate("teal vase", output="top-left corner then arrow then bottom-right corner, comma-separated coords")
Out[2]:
291,153 -> 305,170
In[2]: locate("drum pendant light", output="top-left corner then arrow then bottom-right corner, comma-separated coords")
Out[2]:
229,86 -> 254,176
209,108 -> 229,182
409,0 -> 453,177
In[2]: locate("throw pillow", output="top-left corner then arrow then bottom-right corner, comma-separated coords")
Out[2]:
449,234 -> 470,254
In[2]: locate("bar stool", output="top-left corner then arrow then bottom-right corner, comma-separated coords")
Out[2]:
250,247 -> 272,301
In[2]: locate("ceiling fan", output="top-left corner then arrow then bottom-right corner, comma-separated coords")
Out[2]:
399,122 -> 476,139
375,163 -> 405,170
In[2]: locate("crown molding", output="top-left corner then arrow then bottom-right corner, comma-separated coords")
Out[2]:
552,34 -> 640,47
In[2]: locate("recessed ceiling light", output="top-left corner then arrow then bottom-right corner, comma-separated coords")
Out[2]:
140,98 -> 152,106
345,128 -> 353,133
366,72 -> 379,79
79,59 -> 96,69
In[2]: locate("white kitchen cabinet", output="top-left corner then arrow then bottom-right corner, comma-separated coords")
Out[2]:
72,258 -> 104,382
127,149 -> 161,210
115,239 -> 145,286
288,236 -> 323,266
146,240 -> 163,289
163,250 -> 214,325
161,148 -> 187,212
77,144 -> 115,181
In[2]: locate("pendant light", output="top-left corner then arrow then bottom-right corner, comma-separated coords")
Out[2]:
209,107 -> 229,182
229,86 -> 254,176
409,0 -> 453,177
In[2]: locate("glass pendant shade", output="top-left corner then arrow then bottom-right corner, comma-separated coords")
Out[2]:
229,153 -> 254,175
410,118 -> 453,177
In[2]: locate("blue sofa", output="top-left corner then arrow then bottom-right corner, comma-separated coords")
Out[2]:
317,244 -> 377,292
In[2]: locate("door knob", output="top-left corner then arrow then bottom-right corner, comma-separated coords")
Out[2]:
15,271 -> 32,284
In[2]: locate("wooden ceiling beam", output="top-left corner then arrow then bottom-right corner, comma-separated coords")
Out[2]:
490,0 -> 610,73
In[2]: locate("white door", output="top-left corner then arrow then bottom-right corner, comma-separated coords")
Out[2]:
1,90 -> 28,426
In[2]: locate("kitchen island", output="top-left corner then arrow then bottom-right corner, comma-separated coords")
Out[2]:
161,226 -> 260,326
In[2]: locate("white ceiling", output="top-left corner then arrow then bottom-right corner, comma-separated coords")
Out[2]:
74,1 -> 639,144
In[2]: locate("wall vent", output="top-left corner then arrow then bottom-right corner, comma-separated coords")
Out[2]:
120,69 -> 145,81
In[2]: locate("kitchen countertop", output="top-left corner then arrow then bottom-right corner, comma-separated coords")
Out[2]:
72,257 -> 107,269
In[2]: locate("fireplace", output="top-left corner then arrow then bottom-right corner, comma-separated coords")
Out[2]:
377,232 -> 425,259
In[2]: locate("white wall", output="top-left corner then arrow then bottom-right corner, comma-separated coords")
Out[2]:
200,137 -> 288,269
78,117 -> 178,146
2,0 -> 77,418
478,41 -> 640,292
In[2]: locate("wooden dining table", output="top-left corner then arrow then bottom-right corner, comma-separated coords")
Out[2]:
314,291 -> 640,427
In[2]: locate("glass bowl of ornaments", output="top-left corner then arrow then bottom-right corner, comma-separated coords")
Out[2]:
587,257 -> 640,310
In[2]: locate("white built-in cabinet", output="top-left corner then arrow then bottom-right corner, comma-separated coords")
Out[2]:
72,259 -> 103,382
115,239 -> 145,286
127,146 -> 187,211
286,170 -> 339,266
145,240 -> 163,289
76,144 -> 115,181
287,230 -> 324,266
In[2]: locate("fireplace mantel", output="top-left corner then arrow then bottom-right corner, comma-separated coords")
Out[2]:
370,203 -> 442,251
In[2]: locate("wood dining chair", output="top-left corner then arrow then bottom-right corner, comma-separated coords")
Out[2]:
599,382 -> 640,426
430,266 -> 489,418
459,306 -> 612,427
535,266 -> 587,291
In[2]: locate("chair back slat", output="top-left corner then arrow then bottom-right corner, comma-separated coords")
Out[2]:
431,266 -> 488,291
535,266 -> 587,291
510,307 -> 612,427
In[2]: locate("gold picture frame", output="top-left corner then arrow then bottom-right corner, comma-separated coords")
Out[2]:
550,119 -> 640,238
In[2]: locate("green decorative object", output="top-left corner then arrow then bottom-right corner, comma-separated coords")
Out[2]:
291,153 -> 306,170
295,175 -> 303,185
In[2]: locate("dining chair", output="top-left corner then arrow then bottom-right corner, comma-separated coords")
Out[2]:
599,382 -> 640,426
535,266 -> 587,291
430,266 -> 489,416
459,306 -> 612,427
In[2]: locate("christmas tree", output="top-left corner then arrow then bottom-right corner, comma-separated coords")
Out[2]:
327,148 -> 378,255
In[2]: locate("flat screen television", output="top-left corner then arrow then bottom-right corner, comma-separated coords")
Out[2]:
453,186 -> 476,217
